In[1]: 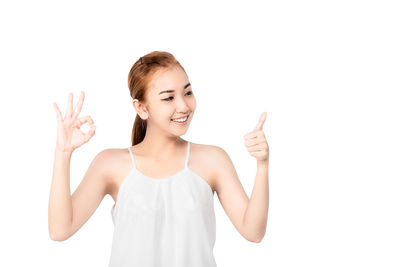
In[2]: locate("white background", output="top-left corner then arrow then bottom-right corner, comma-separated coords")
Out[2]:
1,0 -> 399,266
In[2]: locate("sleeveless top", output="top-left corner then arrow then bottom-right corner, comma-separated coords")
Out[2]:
108,141 -> 217,267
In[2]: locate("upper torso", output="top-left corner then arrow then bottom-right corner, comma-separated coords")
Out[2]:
107,141 -> 218,267
108,141 -> 217,203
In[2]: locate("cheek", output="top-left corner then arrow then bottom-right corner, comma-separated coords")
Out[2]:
158,106 -> 174,119
148,107 -> 170,122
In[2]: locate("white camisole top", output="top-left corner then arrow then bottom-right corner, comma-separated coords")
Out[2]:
108,141 -> 217,267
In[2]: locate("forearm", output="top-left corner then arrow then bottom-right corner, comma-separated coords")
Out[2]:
242,160 -> 269,242
48,148 -> 73,240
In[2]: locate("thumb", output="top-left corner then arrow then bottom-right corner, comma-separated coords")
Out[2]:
254,112 -> 267,131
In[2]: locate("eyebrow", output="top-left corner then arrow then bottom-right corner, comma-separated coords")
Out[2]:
158,83 -> 191,95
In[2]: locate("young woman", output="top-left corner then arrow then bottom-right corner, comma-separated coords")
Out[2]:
49,51 -> 270,267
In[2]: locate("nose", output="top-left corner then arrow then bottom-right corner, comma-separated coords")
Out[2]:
175,94 -> 190,113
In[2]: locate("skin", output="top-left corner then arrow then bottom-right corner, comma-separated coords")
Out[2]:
49,65 -> 269,244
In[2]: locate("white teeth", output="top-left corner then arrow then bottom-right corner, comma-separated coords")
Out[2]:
172,115 -> 188,122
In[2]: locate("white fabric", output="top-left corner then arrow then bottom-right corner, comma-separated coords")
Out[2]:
108,141 -> 217,267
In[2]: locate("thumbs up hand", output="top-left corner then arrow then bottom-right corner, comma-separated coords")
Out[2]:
243,112 -> 269,162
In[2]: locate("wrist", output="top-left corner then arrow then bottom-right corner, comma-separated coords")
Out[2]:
257,159 -> 269,167
55,146 -> 74,155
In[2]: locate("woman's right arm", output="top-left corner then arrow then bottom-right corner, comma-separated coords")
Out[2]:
48,91 -> 103,241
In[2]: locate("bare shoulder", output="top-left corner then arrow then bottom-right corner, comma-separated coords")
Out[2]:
192,142 -> 239,193
101,148 -> 132,201
202,144 -> 234,179
189,142 -> 230,192
97,147 -> 130,171
92,147 -> 132,198
191,142 -> 230,165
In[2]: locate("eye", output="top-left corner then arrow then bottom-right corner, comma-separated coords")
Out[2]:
162,90 -> 193,101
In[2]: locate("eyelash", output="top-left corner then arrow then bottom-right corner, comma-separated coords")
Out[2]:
162,91 -> 193,101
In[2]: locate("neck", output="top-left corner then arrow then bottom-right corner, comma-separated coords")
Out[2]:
136,133 -> 186,159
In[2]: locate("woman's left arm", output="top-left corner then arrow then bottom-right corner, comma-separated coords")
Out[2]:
242,112 -> 269,243
212,112 -> 269,243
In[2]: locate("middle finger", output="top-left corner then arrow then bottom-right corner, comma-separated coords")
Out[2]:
72,91 -> 85,119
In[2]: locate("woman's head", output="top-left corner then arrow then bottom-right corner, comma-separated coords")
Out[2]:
128,51 -> 196,146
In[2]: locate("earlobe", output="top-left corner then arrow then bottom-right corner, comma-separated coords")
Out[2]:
132,99 -> 148,120
139,112 -> 148,120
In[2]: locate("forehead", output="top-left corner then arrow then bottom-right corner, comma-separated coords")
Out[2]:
147,66 -> 188,95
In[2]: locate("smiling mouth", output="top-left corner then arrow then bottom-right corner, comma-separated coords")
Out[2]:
171,115 -> 189,122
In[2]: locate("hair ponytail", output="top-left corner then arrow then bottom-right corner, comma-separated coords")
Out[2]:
131,114 -> 147,146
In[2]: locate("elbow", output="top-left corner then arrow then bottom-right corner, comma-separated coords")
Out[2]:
253,234 -> 264,243
48,212 -> 72,241
247,234 -> 264,243
245,229 -> 266,243
49,227 -> 70,241
241,218 -> 267,243
49,231 -> 69,241
50,234 -> 65,241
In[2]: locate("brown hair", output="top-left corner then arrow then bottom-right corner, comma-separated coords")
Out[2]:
127,51 -> 186,146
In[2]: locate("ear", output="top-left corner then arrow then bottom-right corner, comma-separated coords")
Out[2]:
132,99 -> 149,120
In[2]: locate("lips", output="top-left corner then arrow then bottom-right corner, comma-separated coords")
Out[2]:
171,114 -> 189,121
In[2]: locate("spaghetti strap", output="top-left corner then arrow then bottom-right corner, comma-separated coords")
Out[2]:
127,146 -> 136,169
185,141 -> 190,167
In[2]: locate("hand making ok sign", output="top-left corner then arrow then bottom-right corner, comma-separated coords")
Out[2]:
53,91 -> 96,153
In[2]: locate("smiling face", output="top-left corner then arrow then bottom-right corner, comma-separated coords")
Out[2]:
132,65 -> 197,136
